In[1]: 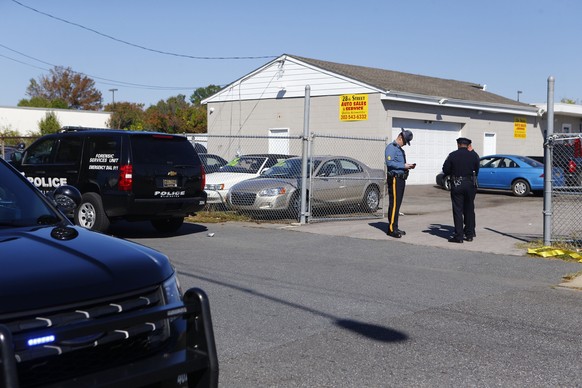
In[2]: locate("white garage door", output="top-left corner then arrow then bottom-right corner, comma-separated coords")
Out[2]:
393,119 -> 461,185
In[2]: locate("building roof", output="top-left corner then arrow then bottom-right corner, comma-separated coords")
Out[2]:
290,55 -> 529,108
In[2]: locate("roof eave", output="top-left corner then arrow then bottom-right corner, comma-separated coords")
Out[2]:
381,91 -> 539,117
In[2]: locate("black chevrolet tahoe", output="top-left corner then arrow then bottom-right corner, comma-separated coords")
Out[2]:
11,127 -> 207,233
0,158 -> 218,387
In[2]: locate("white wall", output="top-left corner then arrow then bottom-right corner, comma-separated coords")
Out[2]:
0,106 -> 111,135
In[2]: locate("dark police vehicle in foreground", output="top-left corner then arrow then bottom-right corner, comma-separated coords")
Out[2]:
10,127 -> 207,233
0,157 -> 218,387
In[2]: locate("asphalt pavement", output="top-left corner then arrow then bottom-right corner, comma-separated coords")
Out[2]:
250,184 -> 582,288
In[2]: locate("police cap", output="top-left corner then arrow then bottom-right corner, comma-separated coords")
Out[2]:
400,129 -> 413,145
456,137 -> 472,145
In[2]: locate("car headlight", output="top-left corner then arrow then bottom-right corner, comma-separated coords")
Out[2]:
163,273 -> 183,304
258,187 -> 286,197
205,183 -> 225,191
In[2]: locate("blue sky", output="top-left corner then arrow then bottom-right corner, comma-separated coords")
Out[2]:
1,0 -> 580,108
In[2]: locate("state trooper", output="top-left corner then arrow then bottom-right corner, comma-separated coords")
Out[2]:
385,128 -> 415,238
442,137 -> 480,243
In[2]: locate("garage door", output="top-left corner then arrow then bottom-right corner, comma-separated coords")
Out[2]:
393,119 -> 461,185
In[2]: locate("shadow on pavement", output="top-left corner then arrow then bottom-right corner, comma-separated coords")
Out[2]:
108,221 -> 208,239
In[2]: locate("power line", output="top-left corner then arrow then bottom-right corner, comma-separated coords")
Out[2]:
10,0 -> 277,61
0,43 -> 218,91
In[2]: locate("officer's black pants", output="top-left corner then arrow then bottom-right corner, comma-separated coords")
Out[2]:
387,176 -> 406,233
450,180 -> 476,238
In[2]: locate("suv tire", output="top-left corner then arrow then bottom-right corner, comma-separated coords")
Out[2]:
75,192 -> 110,232
151,217 -> 184,233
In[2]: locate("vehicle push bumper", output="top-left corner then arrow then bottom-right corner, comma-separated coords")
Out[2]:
0,288 -> 218,388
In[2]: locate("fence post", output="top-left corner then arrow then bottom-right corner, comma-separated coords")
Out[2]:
300,85 -> 311,224
543,76 -> 554,246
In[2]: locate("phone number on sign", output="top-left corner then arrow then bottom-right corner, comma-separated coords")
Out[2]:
340,114 -> 367,120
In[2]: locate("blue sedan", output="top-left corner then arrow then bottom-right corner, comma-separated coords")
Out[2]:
477,154 -> 545,196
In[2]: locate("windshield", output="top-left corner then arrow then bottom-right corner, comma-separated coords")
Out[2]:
260,158 -> 321,178
0,161 -> 61,228
219,156 -> 268,174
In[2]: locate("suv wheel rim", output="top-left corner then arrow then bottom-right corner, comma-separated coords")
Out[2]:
78,203 -> 96,228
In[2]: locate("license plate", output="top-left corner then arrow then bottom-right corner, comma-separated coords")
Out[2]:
163,178 -> 177,188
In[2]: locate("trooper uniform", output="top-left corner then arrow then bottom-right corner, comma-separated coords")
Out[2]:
385,129 -> 414,238
442,137 -> 480,243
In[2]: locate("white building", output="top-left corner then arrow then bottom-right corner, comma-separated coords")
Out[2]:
0,106 -> 111,136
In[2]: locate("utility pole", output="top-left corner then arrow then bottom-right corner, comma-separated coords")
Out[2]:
517,90 -> 522,102
109,88 -> 118,105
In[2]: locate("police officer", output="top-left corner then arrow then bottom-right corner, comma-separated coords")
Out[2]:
385,128 -> 415,238
442,137 -> 480,243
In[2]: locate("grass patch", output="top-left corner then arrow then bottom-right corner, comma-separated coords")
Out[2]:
186,210 -> 251,223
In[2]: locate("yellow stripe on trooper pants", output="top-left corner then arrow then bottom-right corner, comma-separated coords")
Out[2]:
389,177 -> 397,233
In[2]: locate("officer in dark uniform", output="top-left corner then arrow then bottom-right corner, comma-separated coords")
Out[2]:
442,137 -> 480,243
385,128 -> 415,238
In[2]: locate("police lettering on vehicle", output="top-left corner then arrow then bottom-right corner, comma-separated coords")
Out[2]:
27,176 -> 68,188
154,191 -> 186,198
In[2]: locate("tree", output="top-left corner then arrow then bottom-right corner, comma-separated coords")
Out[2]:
18,96 -> 68,109
560,98 -> 579,104
104,101 -> 146,130
26,66 -> 103,110
145,95 -> 195,134
38,112 -> 61,135
190,84 -> 222,106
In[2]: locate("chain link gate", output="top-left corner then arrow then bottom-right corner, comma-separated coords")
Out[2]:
201,133 -> 389,224
548,133 -> 582,249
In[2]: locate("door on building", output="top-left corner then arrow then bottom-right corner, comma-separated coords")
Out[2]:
483,133 -> 496,156
392,119 -> 461,185
268,128 -> 289,155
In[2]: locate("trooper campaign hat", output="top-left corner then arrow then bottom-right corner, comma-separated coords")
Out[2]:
400,129 -> 413,145
456,137 -> 472,145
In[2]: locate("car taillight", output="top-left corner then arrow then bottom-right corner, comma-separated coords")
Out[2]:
201,164 -> 206,189
119,164 -> 133,191
568,160 -> 576,173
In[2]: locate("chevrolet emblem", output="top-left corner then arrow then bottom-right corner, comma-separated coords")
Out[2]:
167,171 -> 177,176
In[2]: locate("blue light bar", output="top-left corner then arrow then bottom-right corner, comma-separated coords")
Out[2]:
27,335 -> 55,347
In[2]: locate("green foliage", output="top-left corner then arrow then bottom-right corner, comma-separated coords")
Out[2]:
144,95 -> 207,134
18,96 -> 68,109
0,129 -> 27,146
104,101 -> 146,130
38,112 -> 62,135
190,84 -> 222,106
560,98 -> 579,104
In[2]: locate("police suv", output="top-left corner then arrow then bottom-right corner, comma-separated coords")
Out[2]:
0,157 -> 218,387
11,127 -> 207,233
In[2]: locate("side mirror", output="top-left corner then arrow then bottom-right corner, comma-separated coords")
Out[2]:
10,151 -> 22,165
50,185 -> 82,213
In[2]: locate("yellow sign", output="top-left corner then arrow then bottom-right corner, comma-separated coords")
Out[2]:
514,117 -> 527,138
339,94 -> 368,121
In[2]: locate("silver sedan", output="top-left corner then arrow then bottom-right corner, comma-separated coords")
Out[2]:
226,156 -> 385,218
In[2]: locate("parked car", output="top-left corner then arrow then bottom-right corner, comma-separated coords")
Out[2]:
226,156 -> 385,218
205,154 -> 294,205
436,154 -> 548,196
199,153 -> 228,174
435,171 -> 452,191
10,127 -> 207,233
1,145 -> 18,161
553,141 -> 582,187
477,154 -> 546,196
0,157 -> 218,387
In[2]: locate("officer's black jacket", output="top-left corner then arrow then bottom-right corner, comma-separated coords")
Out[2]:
443,148 -> 480,177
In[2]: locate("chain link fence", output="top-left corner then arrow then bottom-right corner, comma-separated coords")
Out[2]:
202,133 -> 389,223
548,133 -> 582,249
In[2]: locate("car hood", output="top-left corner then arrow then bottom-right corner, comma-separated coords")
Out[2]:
206,172 -> 259,188
231,177 -> 299,191
0,226 -> 173,313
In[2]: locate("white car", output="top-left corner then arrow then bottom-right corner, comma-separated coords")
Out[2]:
205,154 -> 294,205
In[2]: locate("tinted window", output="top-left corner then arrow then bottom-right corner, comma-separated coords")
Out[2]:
0,162 -> 59,227
55,137 -> 83,163
23,138 -> 56,165
131,135 -> 198,165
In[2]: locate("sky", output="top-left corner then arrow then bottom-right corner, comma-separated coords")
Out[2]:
1,0 -> 580,109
